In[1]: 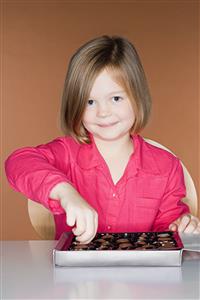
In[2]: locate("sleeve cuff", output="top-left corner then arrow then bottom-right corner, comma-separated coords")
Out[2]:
152,206 -> 190,231
48,198 -> 65,215
39,176 -> 76,214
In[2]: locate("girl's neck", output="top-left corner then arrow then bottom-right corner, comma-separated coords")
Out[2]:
93,134 -> 134,160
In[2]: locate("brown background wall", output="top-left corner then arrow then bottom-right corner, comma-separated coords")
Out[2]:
2,0 -> 199,240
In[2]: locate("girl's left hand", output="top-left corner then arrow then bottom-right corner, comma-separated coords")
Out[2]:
169,214 -> 200,233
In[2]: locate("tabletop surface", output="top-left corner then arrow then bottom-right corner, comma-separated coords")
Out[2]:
1,233 -> 200,300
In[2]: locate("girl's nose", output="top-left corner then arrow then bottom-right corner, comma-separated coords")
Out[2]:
97,102 -> 111,117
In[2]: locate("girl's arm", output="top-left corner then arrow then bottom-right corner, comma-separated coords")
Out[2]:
5,138 -> 71,211
152,157 -> 190,232
5,138 -> 98,243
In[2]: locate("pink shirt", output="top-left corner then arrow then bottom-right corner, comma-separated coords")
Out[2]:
5,134 -> 189,239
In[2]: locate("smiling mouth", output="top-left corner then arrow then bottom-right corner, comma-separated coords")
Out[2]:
98,122 -> 118,128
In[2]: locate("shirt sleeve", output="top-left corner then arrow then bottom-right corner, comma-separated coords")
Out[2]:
152,157 -> 190,231
5,137 -> 75,214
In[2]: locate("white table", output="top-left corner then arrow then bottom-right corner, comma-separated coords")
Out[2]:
1,234 -> 200,299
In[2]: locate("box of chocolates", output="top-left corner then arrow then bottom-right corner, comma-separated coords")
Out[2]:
53,231 -> 184,267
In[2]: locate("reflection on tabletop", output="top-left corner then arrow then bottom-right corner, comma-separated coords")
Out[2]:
181,232 -> 200,261
53,260 -> 200,299
183,251 -> 200,261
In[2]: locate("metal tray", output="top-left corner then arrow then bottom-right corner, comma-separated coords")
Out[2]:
53,231 -> 184,267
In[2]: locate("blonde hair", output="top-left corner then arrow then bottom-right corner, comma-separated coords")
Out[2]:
60,35 -> 152,143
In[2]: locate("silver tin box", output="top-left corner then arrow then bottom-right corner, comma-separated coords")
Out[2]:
53,231 -> 184,267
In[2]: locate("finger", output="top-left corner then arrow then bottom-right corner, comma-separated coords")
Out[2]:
169,223 -> 178,231
169,216 -> 181,231
66,209 -> 76,227
76,235 -> 94,245
94,212 -> 98,234
177,214 -> 191,232
76,226 -> 94,243
184,220 -> 198,233
73,213 -> 86,236
79,212 -> 98,244
193,223 -> 200,234
76,212 -> 95,243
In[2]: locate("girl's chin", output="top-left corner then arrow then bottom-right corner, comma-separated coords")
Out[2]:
93,132 -> 130,142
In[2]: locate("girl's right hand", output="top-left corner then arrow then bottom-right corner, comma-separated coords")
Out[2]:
61,194 -> 98,244
50,182 -> 98,244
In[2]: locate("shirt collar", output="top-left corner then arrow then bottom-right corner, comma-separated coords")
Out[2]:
77,134 -> 101,169
131,134 -> 161,176
77,133 -> 160,175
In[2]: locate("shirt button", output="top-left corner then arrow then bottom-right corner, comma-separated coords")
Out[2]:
112,193 -> 116,197
107,225 -> 111,230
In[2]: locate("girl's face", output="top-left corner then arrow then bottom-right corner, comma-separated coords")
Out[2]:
82,69 -> 135,142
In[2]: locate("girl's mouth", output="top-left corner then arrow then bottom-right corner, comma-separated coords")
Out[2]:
98,122 -> 118,128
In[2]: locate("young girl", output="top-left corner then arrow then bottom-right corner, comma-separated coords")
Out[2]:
5,35 -> 200,243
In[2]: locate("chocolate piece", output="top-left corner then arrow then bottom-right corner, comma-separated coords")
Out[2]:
95,239 -> 110,246
157,233 -> 171,238
161,242 -> 175,248
158,237 -> 172,241
74,244 -> 89,250
101,234 -> 113,240
116,238 -> 130,244
136,241 -> 146,246
96,244 -> 109,250
118,242 -> 133,249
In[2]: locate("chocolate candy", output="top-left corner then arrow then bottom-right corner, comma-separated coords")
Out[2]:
68,231 -> 178,251
118,242 -> 133,249
116,238 -> 130,244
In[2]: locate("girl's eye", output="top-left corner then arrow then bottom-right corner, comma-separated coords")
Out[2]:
87,99 -> 94,105
112,96 -> 122,102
